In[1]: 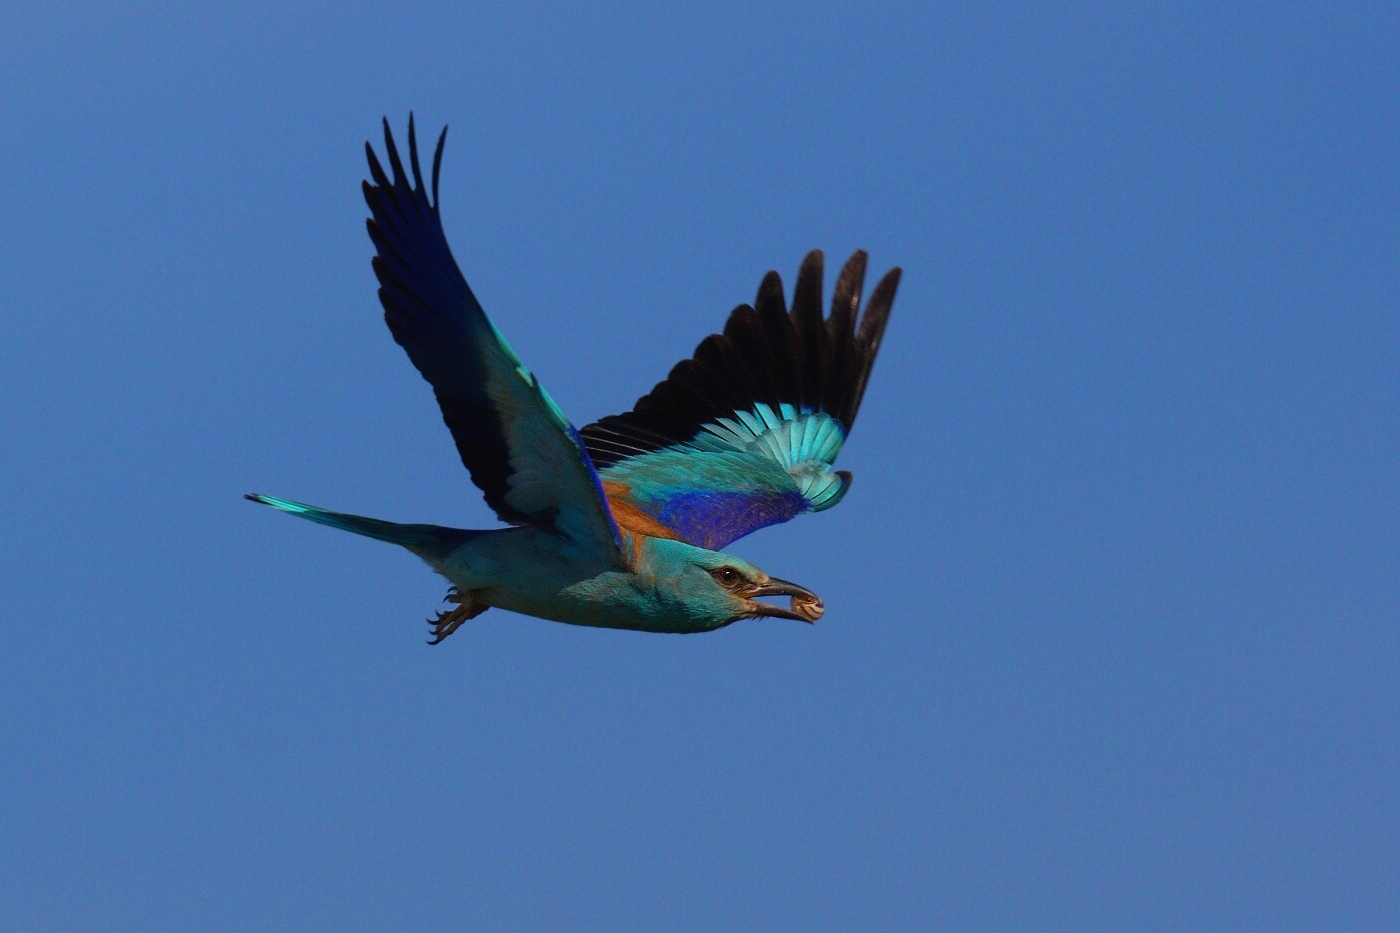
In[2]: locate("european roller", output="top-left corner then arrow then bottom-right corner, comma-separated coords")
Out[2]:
248,117 -> 900,642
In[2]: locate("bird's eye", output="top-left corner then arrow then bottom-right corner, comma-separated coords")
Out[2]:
712,567 -> 741,587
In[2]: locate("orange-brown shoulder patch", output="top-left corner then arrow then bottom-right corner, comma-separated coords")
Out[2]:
603,480 -> 679,540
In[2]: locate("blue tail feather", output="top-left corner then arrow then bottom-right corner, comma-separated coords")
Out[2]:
244,494 -> 477,560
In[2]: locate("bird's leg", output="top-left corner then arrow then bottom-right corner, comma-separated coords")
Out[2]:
427,586 -> 489,644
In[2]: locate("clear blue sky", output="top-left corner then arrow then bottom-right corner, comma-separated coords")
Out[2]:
2,3 -> 1396,930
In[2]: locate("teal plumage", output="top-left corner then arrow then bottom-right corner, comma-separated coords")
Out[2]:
247,117 -> 899,640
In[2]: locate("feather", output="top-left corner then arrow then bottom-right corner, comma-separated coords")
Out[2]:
364,118 -> 623,560
578,250 -> 899,547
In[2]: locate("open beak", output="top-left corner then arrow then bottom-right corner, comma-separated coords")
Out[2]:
745,577 -> 824,623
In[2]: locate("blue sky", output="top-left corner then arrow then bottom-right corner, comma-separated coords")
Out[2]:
2,3 -> 1396,930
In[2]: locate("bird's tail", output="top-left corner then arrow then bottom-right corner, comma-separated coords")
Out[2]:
244,494 -> 478,561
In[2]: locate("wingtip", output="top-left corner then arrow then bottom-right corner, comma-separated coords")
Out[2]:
755,269 -> 787,316
364,140 -> 389,189
407,112 -> 424,191
876,265 -> 903,294
379,116 -> 394,161
432,124 -> 448,206
858,266 -> 902,343
831,251 -> 869,326
367,115 -> 448,206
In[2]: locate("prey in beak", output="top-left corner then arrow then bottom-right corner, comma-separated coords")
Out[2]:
743,576 -> 825,623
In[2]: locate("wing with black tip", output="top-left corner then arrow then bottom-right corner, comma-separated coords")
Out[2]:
581,250 -> 899,551
364,117 -> 623,562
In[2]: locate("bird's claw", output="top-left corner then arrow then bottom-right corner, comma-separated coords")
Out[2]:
426,587 -> 488,644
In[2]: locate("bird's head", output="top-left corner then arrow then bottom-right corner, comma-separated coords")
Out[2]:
643,538 -> 825,628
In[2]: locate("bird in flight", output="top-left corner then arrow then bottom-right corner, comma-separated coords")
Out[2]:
248,116 -> 900,642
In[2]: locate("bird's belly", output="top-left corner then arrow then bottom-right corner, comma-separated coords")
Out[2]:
488,579 -> 722,634
432,529 -> 723,634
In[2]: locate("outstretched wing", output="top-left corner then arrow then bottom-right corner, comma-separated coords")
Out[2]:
365,116 -> 622,561
580,250 -> 900,551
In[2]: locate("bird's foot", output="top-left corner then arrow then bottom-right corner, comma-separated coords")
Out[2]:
427,586 -> 488,644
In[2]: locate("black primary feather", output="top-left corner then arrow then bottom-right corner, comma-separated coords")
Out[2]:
581,250 -> 901,470
364,115 -> 535,524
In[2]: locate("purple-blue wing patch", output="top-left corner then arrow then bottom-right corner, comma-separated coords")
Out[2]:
653,489 -> 810,551
597,445 -> 852,551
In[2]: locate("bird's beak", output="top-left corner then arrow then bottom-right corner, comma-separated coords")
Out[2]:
745,577 -> 825,623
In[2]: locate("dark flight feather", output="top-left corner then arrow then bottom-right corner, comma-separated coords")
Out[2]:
581,249 -> 901,470
363,116 -> 533,524
364,117 -> 622,556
